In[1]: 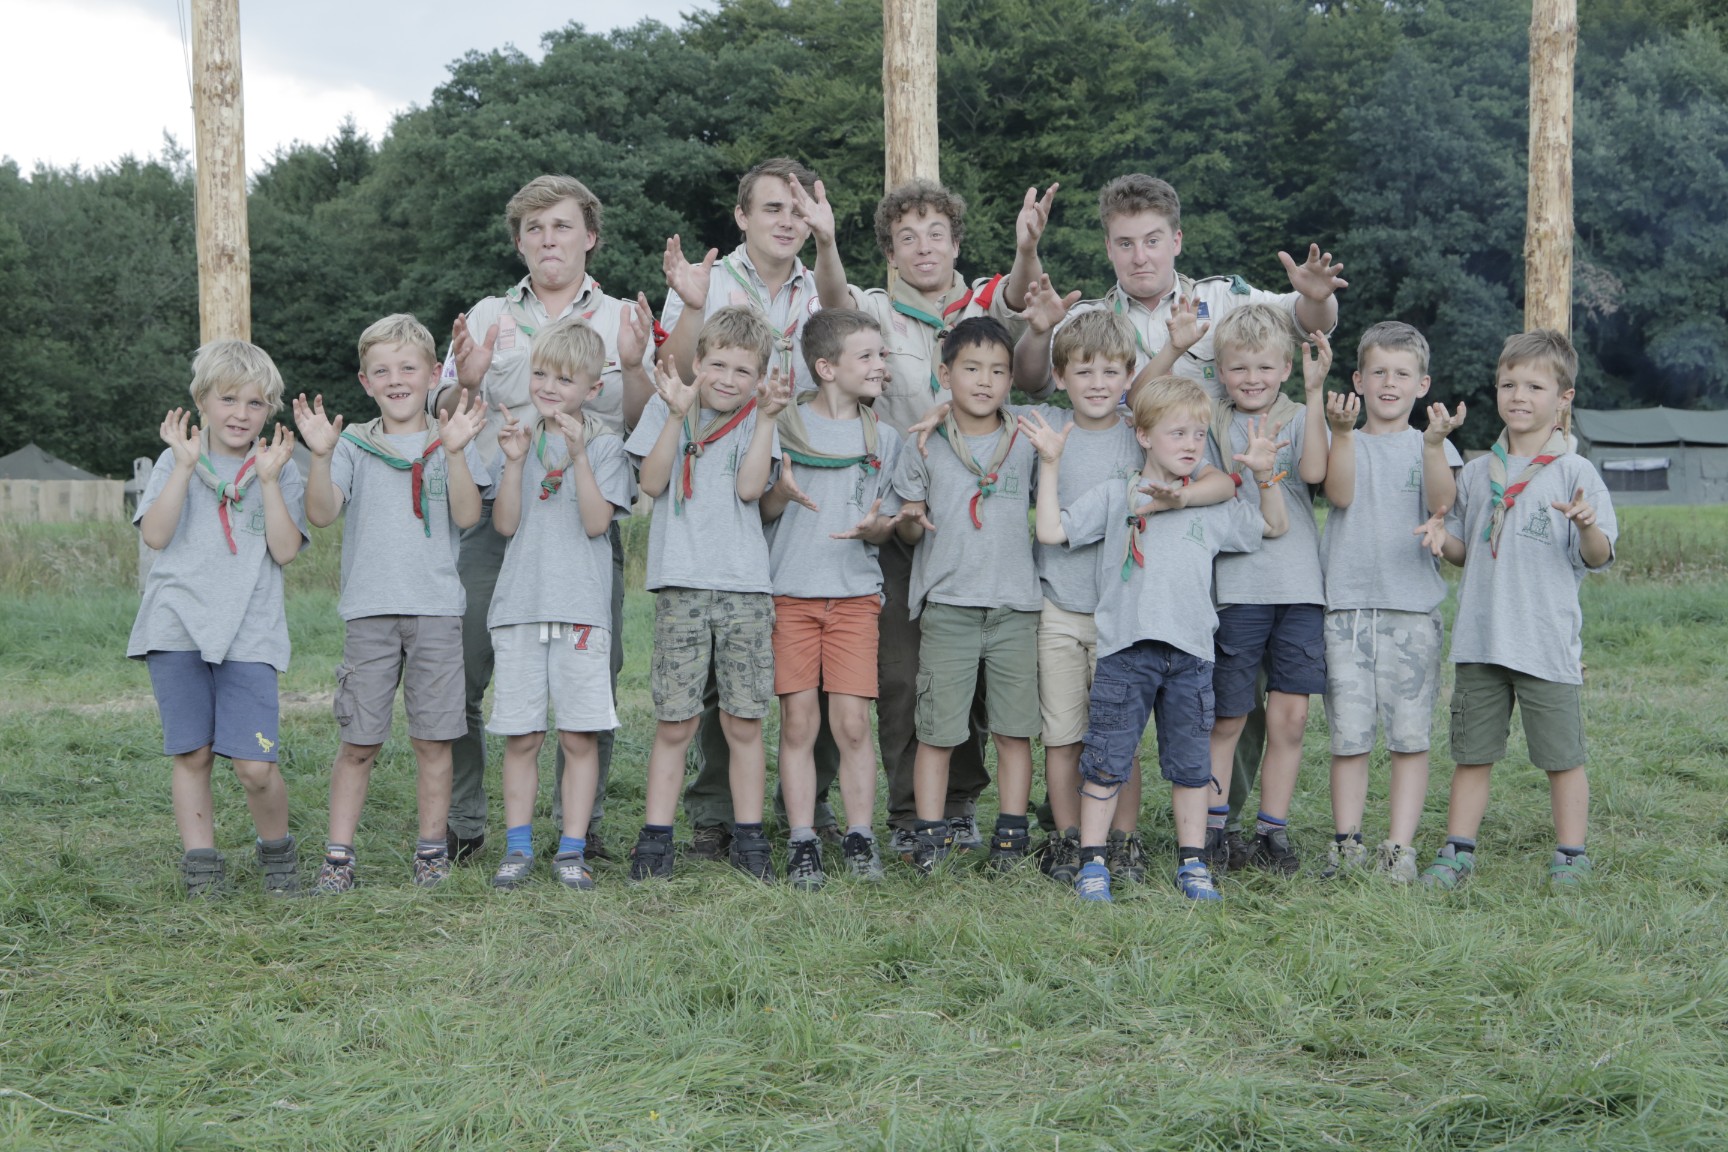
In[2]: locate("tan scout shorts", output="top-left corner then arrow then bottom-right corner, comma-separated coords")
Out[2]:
334,614 -> 466,746
1037,599 -> 1099,747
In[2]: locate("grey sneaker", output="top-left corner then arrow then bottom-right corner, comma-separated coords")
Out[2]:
314,853 -> 355,894
180,849 -> 227,898
841,832 -> 884,881
256,836 -> 300,897
890,826 -> 919,862
1376,840 -> 1420,884
491,851 -> 535,890
785,838 -> 825,891
412,850 -> 452,889
1249,828 -> 1301,875
730,830 -> 776,884
554,849 -> 595,891
1420,845 -> 1476,890
1319,837 -> 1368,880
1548,850 -> 1593,888
1106,829 -> 1148,883
686,825 -> 732,862
948,814 -> 982,852
1040,828 -> 1083,886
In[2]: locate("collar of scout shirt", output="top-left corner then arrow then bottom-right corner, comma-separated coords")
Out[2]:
191,426 -> 258,554
776,391 -> 881,473
890,271 -> 1006,395
718,245 -> 815,382
340,418 -> 444,536
1105,272 -> 1198,355
504,274 -> 618,381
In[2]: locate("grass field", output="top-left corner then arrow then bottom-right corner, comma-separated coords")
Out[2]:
2,509 -> 1726,1150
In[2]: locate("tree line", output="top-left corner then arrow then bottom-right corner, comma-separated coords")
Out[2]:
2,0 -> 1724,474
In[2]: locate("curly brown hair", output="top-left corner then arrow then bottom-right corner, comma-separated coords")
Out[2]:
873,180 -> 966,257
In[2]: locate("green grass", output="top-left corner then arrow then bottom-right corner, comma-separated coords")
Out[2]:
2,511 -> 1727,1149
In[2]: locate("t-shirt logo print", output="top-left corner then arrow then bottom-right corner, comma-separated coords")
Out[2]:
997,469 -> 1021,496
1518,505 -> 1555,544
1404,465 -> 1423,492
1184,515 -> 1206,547
850,472 -> 869,510
423,464 -> 448,503
725,445 -> 741,477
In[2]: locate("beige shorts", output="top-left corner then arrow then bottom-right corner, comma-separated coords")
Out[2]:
1037,599 -> 1099,746
334,614 -> 466,746
487,622 -> 618,736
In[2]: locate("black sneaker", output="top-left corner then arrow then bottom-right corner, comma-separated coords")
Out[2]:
1039,828 -> 1082,886
1225,829 -> 1253,872
445,828 -> 485,866
585,822 -> 612,862
841,832 -> 885,881
909,823 -> 951,876
629,832 -> 675,882
948,814 -> 983,852
256,836 -> 300,897
1249,827 -> 1301,875
1200,827 -> 1231,874
180,849 -> 227,898
1106,829 -> 1148,883
686,825 -> 732,862
785,838 -> 825,890
730,830 -> 776,884
988,823 -> 1030,872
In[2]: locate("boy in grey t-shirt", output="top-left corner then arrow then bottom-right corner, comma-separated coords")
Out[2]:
293,314 -> 488,893
1318,322 -> 1464,883
130,340 -> 307,897
623,307 -> 793,883
1418,330 -> 1617,892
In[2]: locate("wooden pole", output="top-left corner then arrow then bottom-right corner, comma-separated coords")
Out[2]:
883,0 -> 939,190
192,0 -> 251,341
1525,0 -> 1576,334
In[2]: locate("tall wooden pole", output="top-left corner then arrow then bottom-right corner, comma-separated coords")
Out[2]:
1525,0 -> 1576,334
192,0 -> 251,341
883,0 -> 939,190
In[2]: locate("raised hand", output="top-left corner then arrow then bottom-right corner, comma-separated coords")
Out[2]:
253,424 -> 297,483
789,177 -> 837,247
1022,273 -> 1080,336
1301,330 -> 1333,398
1279,243 -> 1348,303
160,407 -> 201,470
1424,400 -> 1467,446
909,401 -> 951,457
1413,506 -> 1450,557
1017,408 -> 1072,465
899,500 -> 938,535
291,393 -> 344,457
1134,479 -> 1189,517
496,403 -> 531,462
832,497 -> 896,540
1325,390 -> 1360,434
1233,414 -> 1288,479
437,389 -> 486,454
772,454 -> 820,513
1550,486 -> 1600,530
618,292 -> 654,369
554,410 -> 588,460
663,235 -> 717,310
450,313 -> 499,390
755,367 -> 795,418
1015,183 -> 1060,252
653,356 -> 699,417
1165,294 -> 1210,353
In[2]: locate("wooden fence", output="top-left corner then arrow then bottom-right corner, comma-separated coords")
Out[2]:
0,480 -> 127,524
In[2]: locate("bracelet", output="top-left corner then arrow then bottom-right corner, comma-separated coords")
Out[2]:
1258,469 -> 1288,489
1230,472 -> 1243,488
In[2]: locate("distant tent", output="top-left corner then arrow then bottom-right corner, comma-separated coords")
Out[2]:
0,443 -> 104,482
1572,407 -> 1728,505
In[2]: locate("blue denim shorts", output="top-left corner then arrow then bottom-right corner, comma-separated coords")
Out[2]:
1078,640 -> 1216,790
145,651 -> 280,762
1213,603 -> 1326,717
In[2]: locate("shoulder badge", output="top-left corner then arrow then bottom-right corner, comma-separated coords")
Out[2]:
1230,275 -> 1252,295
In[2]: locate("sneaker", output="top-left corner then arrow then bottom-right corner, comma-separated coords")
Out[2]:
841,832 -> 885,882
1376,840 -> 1420,885
1175,859 -> 1223,902
629,832 -> 675,882
988,823 -> 1030,872
1200,827 -> 1231,873
256,837 -> 300,897
1039,829 -> 1082,886
815,823 -> 843,847
890,826 -> 919,862
412,850 -> 452,888
584,822 -> 612,863
1548,851 -> 1593,888
1106,829 -> 1148,884
314,854 -> 355,895
909,824 -> 951,876
1249,828 -> 1301,875
180,849 -> 227,898
1319,838 -> 1368,880
491,851 -> 535,890
785,838 -> 825,890
445,828 -> 485,866
1420,846 -> 1476,890
686,825 -> 732,862
730,830 -> 776,884
1074,859 -> 1112,902
948,814 -> 982,852
554,849 -> 595,891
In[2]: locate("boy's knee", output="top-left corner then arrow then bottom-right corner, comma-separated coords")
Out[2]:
657,716 -> 701,744
229,758 -> 279,792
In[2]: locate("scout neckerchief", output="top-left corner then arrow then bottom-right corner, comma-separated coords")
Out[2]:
1211,394 -> 1299,480
675,400 -> 757,515
776,392 -> 881,476
935,409 -> 1018,529
503,276 -> 622,383
1484,426 -> 1567,559
1118,470 -> 1192,581
340,419 -> 443,536
889,271 -> 1005,396
533,413 -> 617,500
191,427 -> 257,554
721,249 -> 807,386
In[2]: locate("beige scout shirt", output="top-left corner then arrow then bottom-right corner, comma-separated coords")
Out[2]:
1057,274 -> 1309,400
848,272 -> 1025,435
660,245 -> 823,391
439,274 -> 650,471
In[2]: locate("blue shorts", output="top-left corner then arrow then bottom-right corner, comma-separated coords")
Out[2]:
1078,641 -> 1216,790
145,651 -> 280,762
1213,603 -> 1326,717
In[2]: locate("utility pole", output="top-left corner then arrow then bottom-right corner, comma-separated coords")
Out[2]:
192,0 -> 250,341
882,0 -> 939,190
1525,0 -> 1576,334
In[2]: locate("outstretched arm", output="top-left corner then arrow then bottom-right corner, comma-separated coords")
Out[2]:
1321,391 -> 1360,508
1297,331 -> 1332,485
1279,243 -> 1346,336
1423,401 -> 1465,517
1004,183 -> 1058,311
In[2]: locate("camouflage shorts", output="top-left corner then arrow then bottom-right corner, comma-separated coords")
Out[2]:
1322,608 -> 1443,755
651,588 -> 776,722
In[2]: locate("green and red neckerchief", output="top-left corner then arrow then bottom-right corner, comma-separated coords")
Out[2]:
340,419 -> 443,537
776,393 -> 881,477
721,252 -> 807,386
533,413 -> 617,500
936,409 -> 1018,529
1485,426 -> 1568,559
889,271 -> 1004,396
191,427 -> 257,554
674,401 -> 757,515
1119,471 -> 1190,581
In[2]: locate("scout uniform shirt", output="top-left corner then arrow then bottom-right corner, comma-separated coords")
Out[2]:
1321,429 -> 1464,614
440,274 -> 651,473
848,272 -> 1024,434
1205,407 -> 1325,608
661,245 -> 822,392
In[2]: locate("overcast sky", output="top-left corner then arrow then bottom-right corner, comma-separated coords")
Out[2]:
0,0 -> 712,175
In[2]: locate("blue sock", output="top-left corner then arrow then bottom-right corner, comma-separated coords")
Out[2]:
1255,811 -> 1288,838
506,825 -> 533,857
558,835 -> 586,856
1207,806 -> 1229,831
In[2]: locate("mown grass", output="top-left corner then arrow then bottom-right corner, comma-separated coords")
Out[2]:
1,511 -> 1726,1149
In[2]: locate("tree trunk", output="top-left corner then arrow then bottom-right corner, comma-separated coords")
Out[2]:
883,0 -> 939,190
192,0 -> 250,342
1525,0 -> 1576,335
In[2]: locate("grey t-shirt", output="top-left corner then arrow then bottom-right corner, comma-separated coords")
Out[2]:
765,411 -> 904,599
1063,479 -> 1264,660
127,450 -> 310,673
1445,452 -> 1617,685
892,420 -> 1040,618
1023,407 -> 1146,614
1208,406 -> 1325,606
330,432 -> 489,621
1322,429 -> 1464,612
489,434 -> 635,629
625,395 -> 779,594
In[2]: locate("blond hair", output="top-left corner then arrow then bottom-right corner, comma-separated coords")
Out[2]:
1098,174 -> 1181,231
801,308 -> 882,379
189,340 -> 286,417
874,179 -> 966,257
357,313 -> 437,371
531,316 -> 607,381
737,157 -> 818,213
1130,375 -> 1211,435
697,306 -> 778,373
1052,310 -> 1137,376
1497,329 -> 1577,391
1213,303 -> 1299,360
505,174 -> 603,249
1357,321 -> 1431,377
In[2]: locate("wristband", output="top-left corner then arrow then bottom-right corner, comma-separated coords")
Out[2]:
1258,469 -> 1288,489
1230,472 -> 1243,488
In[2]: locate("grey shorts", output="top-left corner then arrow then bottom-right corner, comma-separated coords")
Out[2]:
487,622 -> 618,736
1323,608 -> 1443,755
651,588 -> 776,722
334,615 -> 466,746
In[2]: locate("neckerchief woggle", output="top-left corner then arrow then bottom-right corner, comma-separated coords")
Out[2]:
340,419 -> 443,537
675,401 -> 757,515
775,393 -> 881,476
1485,426 -> 1568,559
721,253 -> 805,387
191,426 -> 257,554
1118,471 -> 1191,581
889,271 -> 1004,395
936,409 -> 1018,529
533,413 -> 618,500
